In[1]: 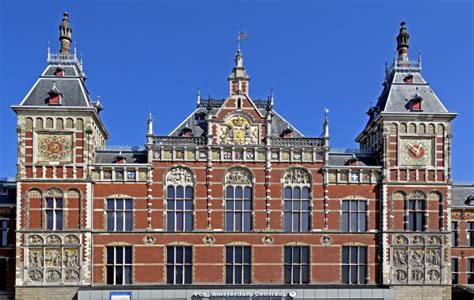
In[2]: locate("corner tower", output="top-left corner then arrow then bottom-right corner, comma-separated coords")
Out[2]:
357,22 -> 456,298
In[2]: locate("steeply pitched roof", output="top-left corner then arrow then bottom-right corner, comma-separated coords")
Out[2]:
328,151 -> 379,167
452,184 -> 474,208
94,148 -> 148,164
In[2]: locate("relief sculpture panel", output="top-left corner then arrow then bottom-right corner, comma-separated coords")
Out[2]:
390,234 -> 443,284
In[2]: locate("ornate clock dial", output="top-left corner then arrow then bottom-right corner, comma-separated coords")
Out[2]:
400,139 -> 432,165
37,134 -> 73,162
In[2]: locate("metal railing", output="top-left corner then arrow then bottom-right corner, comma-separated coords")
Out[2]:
271,137 -> 323,147
153,136 -> 207,146
386,59 -> 421,75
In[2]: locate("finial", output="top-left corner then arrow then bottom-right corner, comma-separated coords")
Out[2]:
270,88 -> 274,106
323,107 -> 330,141
96,96 -> 101,104
196,86 -> 201,105
47,41 -> 51,54
237,31 -> 247,52
147,110 -> 154,135
59,12 -> 73,54
396,20 -> 410,61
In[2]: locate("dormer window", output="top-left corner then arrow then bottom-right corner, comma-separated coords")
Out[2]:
411,98 -> 422,111
47,82 -> 63,105
403,74 -> 413,84
181,128 -> 193,137
345,156 -> 358,166
281,128 -> 293,138
115,153 -> 126,164
54,67 -> 65,77
465,195 -> 474,206
195,112 -> 206,122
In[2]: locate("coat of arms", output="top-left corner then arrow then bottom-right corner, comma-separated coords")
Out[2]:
219,116 -> 258,145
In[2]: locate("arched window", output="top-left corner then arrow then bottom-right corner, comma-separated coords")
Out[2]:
225,168 -> 253,232
165,167 -> 194,231
406,191 -> 426,231
283,168 -> 311,232
44,189 -> 63,230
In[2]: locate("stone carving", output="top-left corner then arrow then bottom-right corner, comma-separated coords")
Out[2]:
153,151 -> 160,159
219,116 -> 258,145
29,235 -> 43,245
427,269 -> 440,281
409,190 -> 426,199
393,235 -> 408,245
262,235 -> 274,245
45,269 -> 61,281
321,235 -> 332,246
225,168 -> 252,185
45,249 -> 62,267
47,235 -> 61,244
166,167 -> 193,185
64,249 -> 79,267
409,249 -> 424,266
64,235 -> 80,244
65,269 -> 80,281
37,133 -> 72,162
426,249 -> 440,266
143,235 -> 156,245
411,269 -> 424,281
28,269 -> 43,282
411,235 -> 424,245
203,235 -> 215,245
428,235 -> 442,245
394,269 -> 407,282
29,249 -> 43,267
283,168 -> 311,185
393,249 -> 408,267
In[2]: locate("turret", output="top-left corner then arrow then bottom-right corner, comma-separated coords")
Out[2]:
59,12 -> 72,54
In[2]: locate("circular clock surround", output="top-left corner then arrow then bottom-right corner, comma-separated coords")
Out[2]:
37,134 -> 73,162
400,139 -> 432,165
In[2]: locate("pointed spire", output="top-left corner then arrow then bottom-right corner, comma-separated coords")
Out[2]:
228,33 -> 250,96
147,110 -> 153,136
196,86 -> 201,105
59,12 -> 73,54
396,21 -> 410,61
322,107 -> 330,144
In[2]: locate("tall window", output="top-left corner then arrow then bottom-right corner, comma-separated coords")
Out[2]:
452,258 -> 458,284
341,200 -> 367,232
226,246 -> 251,284
0,220 -> 7,246
165,167 -> 194,231
451,222 -> 458,247
468,222 -> 474,247
0,258 -> 6,290
167,246 -> 192,284
224,168 -> 253,232
469,259 -> 474,284
283,168 -> 311,232
106,198 -> 133,231
284,246 -> 310,284
342,246 -> 367,284
45,194 -> 63,230
407,192 -> 426,231
106,246 -> 132,285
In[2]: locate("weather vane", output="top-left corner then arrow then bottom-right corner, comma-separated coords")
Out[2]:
237,31 -> 247,51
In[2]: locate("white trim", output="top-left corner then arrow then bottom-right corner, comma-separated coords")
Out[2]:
272,110 -> 305,137
168,108 -> 199,136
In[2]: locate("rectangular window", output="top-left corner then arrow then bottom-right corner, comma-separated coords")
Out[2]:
225,186 -> 252,232
341,200 -> 367,232
407,199 -> 425,231
226,246 -> 251,284
468,222 -> 474,247
166,186 -> 193,231
0,258 -> 6,289
452,258 -> 458,284
167,246 -> 192,284
451,222 -> 458,247
46,197 -> 63,230
284,246 -> 310,284
342,246 -> 367,284
284,187 -> 311,232
469,259 -> 474,284
0,220 -> 7,246
106,198 -> 133,231
106,246 -> 132,285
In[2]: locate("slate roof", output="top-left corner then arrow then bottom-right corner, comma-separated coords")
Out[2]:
452,184 -> 474,208
169,99 -> 304,138
0,179 -> 16,205
328,151 -> 379,167
19,59 -> 92,107
94,149 -> 148,164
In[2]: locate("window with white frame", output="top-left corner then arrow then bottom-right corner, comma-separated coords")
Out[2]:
106,246 -> 132,285
451,221 -> 459,247
342,246 -> 367,284
45,191 -> 63,230
406,192 -> 426,232
468,222 -> 474,247
0,220 -> 7,246
283,168 -> 311,232
284,246 -> 310,284
165,167 -> 194,232
452,258 -> 458,284
341,200 -> 367,232
106,198 -> 133,231
226,246 -> 251,284
224,168 -> 253,232
469,258 -> 474,284
167,246 -> 192,284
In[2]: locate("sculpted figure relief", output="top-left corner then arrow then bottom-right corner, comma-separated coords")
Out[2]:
219,116 -> 258,145
225,168 -> 252,184
409,249 -> 424,266
411,269 -> 424,281
45,249 -> 61,267
166,167 -> 193,185
394,269 -> 407,282
426,249 -> 440,266
393,249 -> 408,267
29,250 -> 43,267
283,168 -> 310,184
64,249 -> 79,267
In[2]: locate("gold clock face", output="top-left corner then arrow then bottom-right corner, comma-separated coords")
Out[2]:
37,134 -> 72,162
400,139 -> 432,165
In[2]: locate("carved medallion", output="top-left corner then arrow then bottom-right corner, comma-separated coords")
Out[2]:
28,235 -> 44,245
37,133 -> 72,162
262,235 -> 274,245
28,269 -> 43,282
47,235 -> 61,244
45,269 -> 62,282
203,235 -> 215,245
143,235 -> 156,245
64,235 -> 80,244
225,168 -> 252,184
283,168 -> 311,184
218,115 -> 258,145
165,167 -> 193,185
64,269 -> 80,282
321,235 -> 332,246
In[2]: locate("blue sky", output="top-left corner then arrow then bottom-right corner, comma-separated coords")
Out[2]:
0,0 -> 473,181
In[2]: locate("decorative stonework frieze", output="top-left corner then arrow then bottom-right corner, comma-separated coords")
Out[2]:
218,115 -> 258,145
225,168 -> 252,184
25,233 -> 81,285
390,233 -> 443,285
165,167 -> 193,185
282,168 -> 311,185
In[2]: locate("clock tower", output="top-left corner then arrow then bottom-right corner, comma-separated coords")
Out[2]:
11,13 -> 108,296
356,22 -> 457,297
